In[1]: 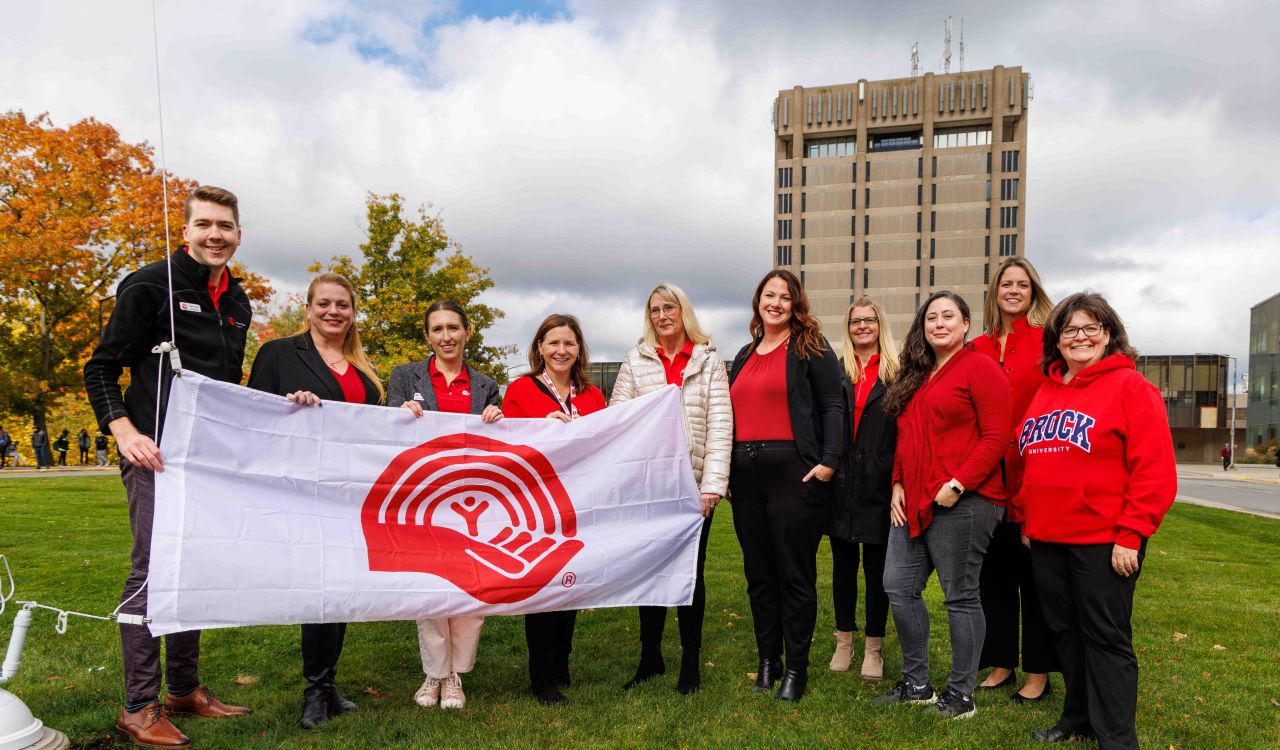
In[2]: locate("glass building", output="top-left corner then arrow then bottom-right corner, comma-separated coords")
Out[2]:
1247,293 -> 1280,450
1136,354 -> 1240,463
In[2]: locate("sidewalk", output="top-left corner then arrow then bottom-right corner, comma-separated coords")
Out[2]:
0,465 -> 119,478
1178,462 -> 1280,485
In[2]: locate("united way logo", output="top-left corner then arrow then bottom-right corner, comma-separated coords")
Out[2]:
361,434 -> 584,604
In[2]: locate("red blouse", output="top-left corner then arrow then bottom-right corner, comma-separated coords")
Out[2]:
501,375 -> 606,419
851,354 -> 880,438
331,364 -> 367,404
730,342 -> 794,442
429,357 -> 472,415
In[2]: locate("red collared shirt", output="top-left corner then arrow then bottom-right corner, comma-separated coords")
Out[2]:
430,357 -> 472,414
207,269 -> 229,311
852,353 -> 880,438
657,340 -> 694,386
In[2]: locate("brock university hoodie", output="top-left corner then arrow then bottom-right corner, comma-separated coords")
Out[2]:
1015,353 -> 1177,549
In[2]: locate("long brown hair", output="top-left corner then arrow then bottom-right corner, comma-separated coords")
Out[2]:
300,273 -> 385,403
748,269 -> 827,359
982,257 -> 1053,337
842,296 -> 900,384
883,291 -> 970,416
527,314 -> 593,393
1040,292 -> 1139,376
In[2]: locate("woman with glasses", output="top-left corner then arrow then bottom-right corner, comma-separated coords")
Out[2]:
611,283 -> 732,695
827,298 -> 898,680
1018,293 -> 1175,748
502,314 -> 606,705
971,257 -> 1058,703
728,269 -> 843,702
874,291 -> 1010,720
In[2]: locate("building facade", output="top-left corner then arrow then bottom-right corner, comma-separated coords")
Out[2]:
1247,292 -> 1280,450
1136,354 -> 1243,463
773,65 -> 1030,344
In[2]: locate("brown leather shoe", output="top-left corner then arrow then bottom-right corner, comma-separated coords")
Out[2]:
164,685 -> 253,718
116,703 -> 190,747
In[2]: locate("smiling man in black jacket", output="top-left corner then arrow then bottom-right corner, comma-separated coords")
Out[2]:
84,184 -> 254,748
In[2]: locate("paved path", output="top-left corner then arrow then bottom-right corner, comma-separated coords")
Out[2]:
0,465 -> 118,478
1177,463 -> 1280,519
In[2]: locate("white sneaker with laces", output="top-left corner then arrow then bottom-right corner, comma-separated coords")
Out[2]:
440,672 -> 466,709
415,675 -> 442,708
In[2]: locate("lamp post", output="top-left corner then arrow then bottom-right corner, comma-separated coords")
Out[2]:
1228,356 -> 1238,469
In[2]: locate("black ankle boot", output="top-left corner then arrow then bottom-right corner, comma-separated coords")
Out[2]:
299,681 -> 329,730
531,682 -> 569,705
774,668 -> 807,702
753,657 -> 783,693
675,650 -> 701,695
623,645 -> 666,690
325,682 -> 357,716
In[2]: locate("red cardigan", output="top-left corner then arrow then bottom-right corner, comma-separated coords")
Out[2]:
893,344 -> 1011,537
971,315 -> 1048,520
1015,354 -> 1176,549
501,374 -> 606,419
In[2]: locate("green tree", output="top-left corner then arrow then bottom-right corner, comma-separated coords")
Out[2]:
311,193 -> 512,383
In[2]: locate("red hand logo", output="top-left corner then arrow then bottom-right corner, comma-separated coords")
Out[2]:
361,434 -> 584,604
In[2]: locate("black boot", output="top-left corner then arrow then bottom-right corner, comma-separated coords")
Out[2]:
325,679 -> 357,716
622,643 -> 666,690
774,668 -> 807,702
675,649 -> 701,695
531,681 -> 568,705
753,657 -> 783,693
299,677 -> 330,730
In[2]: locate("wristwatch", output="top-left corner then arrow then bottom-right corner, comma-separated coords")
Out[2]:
946,479 -> 964,496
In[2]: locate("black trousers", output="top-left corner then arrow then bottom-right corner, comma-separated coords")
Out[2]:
526,610 -> 577,689
301,622 -> 347,683
729,441 -> 828,671
1032,540 -> 1146,750
638,513 -> 713,655
979,520 -> 1057,672
830,538 -> 888,637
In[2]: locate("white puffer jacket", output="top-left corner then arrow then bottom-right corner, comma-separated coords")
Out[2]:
610,340 -> 733,497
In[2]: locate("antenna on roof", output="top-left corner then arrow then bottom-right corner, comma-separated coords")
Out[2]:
943,16 -> 952,73
911,42 -> 920,77
959,18 -> 965,71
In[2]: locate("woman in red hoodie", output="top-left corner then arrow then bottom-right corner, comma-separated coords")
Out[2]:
971,257 -> 1058,702
1017,293 -> 1175,749
873,291 -> 1010,720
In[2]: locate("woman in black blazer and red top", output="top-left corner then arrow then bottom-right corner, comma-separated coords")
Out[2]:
501,314 -> 606,706
728,269 -> 843,703
246,273 -> 384,731
827,297 -> 898,681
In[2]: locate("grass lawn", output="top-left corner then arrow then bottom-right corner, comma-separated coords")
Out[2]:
1,476 -> 1277,749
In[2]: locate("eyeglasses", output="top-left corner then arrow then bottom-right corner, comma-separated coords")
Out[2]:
1060,323 -> 1105,340
649,304 -> 679,319
848,316 -> 879,327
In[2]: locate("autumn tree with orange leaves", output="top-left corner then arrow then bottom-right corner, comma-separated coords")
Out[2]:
0,111 -> 271,435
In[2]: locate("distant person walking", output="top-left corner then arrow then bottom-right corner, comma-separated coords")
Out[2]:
95,432 -> 110,466
0,427 -> 10,469
53,429 -> 70,466
1221,444 -> 1231,472
78,428 -> 91,464
31,427 -> 50,469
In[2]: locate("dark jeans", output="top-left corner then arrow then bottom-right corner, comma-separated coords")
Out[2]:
119,460 -> 201,703
883,494 -> 1002,695
526,610 -> 577,689
637,513 -> 713,656
34,445 -> 51,467
1032,540 -> 1146,750
979,520 -> 1057,673
830,538 -> 888,637
729,441 -> 829,671
80,448 -> 90,464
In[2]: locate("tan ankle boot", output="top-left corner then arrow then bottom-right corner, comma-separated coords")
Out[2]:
861,636 -> 884,680
829,631 -> 854,672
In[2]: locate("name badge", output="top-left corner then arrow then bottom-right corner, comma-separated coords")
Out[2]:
413,392 -> 424,401
179,301 -> 202,313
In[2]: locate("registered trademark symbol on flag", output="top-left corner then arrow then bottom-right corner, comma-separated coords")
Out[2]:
561,572 -> 577,588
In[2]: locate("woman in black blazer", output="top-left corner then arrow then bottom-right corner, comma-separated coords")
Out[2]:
827,297 -> 898,681
727,269 -> 843,702
246,273 -> 384,731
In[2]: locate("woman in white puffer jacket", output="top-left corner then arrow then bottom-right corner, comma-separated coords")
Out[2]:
611,282 -> 733,696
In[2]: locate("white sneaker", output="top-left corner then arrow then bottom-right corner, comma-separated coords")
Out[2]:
414,675 -> 442,708
440,673 -> 465,709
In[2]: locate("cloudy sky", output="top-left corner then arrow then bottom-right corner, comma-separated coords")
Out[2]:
5,0 -> 1277,376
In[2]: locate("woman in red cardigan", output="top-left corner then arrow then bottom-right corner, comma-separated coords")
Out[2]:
971,257 -> 1058,702
501,314 -> 605,706
1019,293 -> 1175,748
873,291 -> 1010,720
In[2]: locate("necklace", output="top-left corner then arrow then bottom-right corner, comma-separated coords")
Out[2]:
323,353 -> 346,367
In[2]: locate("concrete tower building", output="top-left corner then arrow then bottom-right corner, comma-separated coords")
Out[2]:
772,65 -> 1030,343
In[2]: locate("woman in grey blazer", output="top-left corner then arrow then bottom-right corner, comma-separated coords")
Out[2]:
386,301 -> 502,711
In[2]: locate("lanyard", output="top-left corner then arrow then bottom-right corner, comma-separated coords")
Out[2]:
539,371 -> 580,420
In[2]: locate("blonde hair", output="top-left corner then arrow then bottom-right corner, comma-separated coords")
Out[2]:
842,297 -> 900,384
983,257 -> 1053,337
301,273 -> 385,404
641,282 -> 711,349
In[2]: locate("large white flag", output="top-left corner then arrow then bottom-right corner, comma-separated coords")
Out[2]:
147,373 -> 702,636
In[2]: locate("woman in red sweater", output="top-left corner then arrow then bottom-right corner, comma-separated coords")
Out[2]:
873,291 -> 1010,720
971,257 -> 1058,702
1018,293 -> 1175,748
501,314 -> 605,706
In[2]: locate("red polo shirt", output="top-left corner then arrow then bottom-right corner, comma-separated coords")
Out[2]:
658,340 -> 694,386
429,357 -> 472,415
851,354 -> 880,438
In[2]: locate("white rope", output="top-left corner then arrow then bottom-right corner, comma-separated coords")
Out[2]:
0,555 -> 14,616
149,0 -> 181,448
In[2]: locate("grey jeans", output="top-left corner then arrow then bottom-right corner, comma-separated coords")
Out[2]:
883,494 -> 1003,695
